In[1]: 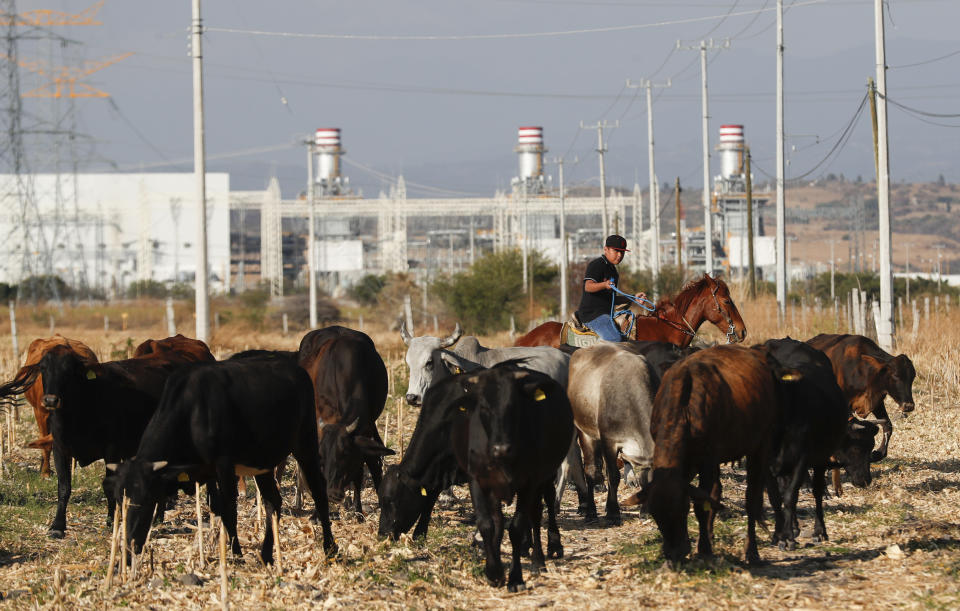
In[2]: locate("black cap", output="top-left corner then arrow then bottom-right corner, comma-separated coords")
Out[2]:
605,234 -> 629,252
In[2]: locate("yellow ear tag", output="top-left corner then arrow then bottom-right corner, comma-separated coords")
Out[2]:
420,487 -> 427,497
781,373 -> 800,381
177,472 -> 189,482
86,370 -> 96,380
452,366 -> 462,374
458,405 -> 467,412
533,388 -> 546,402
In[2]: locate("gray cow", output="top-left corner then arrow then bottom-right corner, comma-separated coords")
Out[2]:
566,342 -> 656,525
400,322 -> 569,406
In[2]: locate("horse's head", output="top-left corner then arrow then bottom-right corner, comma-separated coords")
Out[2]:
703,275 -> 747,343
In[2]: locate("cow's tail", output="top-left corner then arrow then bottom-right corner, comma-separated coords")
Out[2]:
0,364 -> 40,408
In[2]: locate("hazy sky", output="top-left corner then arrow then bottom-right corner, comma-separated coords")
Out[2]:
11,0 -> 960,196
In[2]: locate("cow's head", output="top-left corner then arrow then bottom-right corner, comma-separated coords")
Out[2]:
451,367 -> 553,499
377,467 -> 429,540
400,322 -> 462,406
317,418 -> 393,504
832,418 -> 880,486
37,344 -> 95,412
867,353 -> 916,414
644,468 -> 693,566
110,459 -> 174,554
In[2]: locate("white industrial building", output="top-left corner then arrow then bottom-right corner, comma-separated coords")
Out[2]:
0,172 -> 231,295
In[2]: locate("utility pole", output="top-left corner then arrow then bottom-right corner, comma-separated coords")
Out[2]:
675,177 -> 683,270
874,0 -> 894,351
745,148 -> 756,299
306,139 -> 317,329
905,242 -> 910,303
580,121 -> 618,238
678,39 -> 728,276
627,78 -> 671,280
830,238 -> 835,300
191,0 -> 209,342
775,0 -> 787,321
521,182 -> 528,294
549,157 -> 569,320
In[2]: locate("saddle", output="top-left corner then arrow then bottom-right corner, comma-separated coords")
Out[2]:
563,305 -> 636,348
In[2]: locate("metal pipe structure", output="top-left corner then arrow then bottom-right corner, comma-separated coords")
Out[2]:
775,0 -> 787,319
700,42 -> 713,275
874,0 -> 894,351
192,0 -> 209,342
307,140 -> 317,329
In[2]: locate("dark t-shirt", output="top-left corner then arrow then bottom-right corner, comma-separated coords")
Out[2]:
576,255 -> 628,322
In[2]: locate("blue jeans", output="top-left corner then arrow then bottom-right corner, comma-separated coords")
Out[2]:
585,314 -> 623,342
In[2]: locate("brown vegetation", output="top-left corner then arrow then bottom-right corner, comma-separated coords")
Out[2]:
0,290 -> 957,608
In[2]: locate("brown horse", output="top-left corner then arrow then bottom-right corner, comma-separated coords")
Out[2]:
515,274 -> 747,348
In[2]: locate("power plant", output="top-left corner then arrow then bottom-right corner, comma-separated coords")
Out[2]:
2,122 -> 778,298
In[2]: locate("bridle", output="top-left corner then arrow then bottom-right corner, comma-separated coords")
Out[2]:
710,283 -> 739,344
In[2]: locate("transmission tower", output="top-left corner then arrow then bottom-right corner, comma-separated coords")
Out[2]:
0,1 -> 125,303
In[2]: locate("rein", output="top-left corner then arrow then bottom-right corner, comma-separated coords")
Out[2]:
710,283 -> 738,344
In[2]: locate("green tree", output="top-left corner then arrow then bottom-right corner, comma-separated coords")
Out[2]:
432,249 -> 557,334
349,274 -> 387,305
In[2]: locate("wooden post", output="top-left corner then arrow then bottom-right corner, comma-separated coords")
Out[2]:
104,315 -> 109,333
271,512 -> 282,574
398,397 -> 405,460
53,567 -> 62,611
219,522 -> 230,611
196,482 -> 205,568
120,496 -> 129,583
8,301 -> 18,365
105,494 -> 120,589
912,300 -> 919,338
282,313 -> 289,336
924,296 -> 930,321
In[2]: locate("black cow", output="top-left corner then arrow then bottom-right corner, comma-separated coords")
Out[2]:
298,327 -> 393,516
754,338 -> 879,550
379,362 -> 574,591
0,343 -> 210,538
456,365 -> 573,590
113,354 -> 336,562
378,352 -> 466,541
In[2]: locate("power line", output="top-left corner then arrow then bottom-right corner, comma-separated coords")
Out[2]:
205,2 -> 827,41
890,48 -> 960,70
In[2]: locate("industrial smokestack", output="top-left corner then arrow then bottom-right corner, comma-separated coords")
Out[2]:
513,126 -> 547,195
717,124 -> 745,180
314,128 -> 348,196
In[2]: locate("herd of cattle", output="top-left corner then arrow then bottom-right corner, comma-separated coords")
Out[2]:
0,320 -> 916,592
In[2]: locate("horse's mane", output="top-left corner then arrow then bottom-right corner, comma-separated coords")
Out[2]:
655,274 -> 728,314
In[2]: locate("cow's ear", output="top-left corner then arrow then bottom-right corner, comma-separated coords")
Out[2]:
861,354 -> 884,369
524,381 -> 548,401
353,436 -> 396,457
777,367 -> 804,383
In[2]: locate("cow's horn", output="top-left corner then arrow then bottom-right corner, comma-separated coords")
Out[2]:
151,461 -> 168,471
345,418 -> 360,434
399,320 -> 412,346
440,322 -> 463,348
105,462 -> 119,472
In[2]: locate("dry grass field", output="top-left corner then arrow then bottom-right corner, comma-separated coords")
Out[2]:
0,289 -> 958,609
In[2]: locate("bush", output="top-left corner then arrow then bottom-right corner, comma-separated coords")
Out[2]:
127,280 -> 168,299
18,275 -> 70,302
349,274 -> 387,305
432,249 -> 557,334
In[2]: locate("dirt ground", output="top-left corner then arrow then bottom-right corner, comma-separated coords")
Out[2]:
0,296 -> 957,609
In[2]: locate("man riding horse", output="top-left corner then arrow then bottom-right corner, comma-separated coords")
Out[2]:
576,234 -> 648,342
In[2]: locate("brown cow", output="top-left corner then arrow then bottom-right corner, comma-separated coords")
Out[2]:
133,333 -> 216,363
643,345 -> 780,566
806,333 -> 915,461
15,335 -> 99,477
